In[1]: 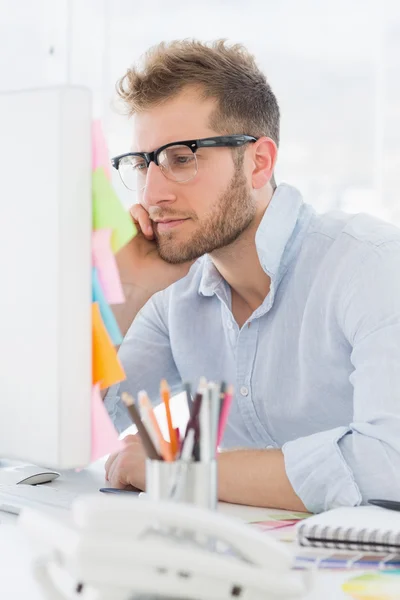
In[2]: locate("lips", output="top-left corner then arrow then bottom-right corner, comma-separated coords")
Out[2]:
154,218 -> 189,231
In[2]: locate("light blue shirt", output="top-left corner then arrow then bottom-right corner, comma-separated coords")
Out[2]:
105,183 -> 400,513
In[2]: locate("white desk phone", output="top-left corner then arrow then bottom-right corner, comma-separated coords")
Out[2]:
19,494 -> 311,600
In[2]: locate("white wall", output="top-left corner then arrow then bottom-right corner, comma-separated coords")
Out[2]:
2,0 -> 400,222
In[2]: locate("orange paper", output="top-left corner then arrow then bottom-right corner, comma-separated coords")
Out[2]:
92,302 -> 125,389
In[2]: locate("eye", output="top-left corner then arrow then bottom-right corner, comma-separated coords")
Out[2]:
120,155 -> 148,173
161,145 -> 196,169
130,158 -> 147,172
132,161 -> 147,172
173,154 -> 195,165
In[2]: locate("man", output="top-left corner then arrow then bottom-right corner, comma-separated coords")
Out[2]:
104,39 -> 400,513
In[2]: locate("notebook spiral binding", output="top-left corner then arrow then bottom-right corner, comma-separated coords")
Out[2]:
298,522 -> 400,553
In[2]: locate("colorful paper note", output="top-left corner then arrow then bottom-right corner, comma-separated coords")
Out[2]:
92,302 -> 125,389
269,512 -> 311,520
342,571 -> 400,599
251,519 -> 300,532
92,267 -> 123,346
92,120 -> 111,179
91,383 -> 122,461
92,167 -> 137,254
92,229 -> 125,304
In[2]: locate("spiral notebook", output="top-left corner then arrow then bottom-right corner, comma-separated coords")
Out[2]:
297,506 -> 400,552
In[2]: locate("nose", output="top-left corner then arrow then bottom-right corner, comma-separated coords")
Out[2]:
141,162 -> 176,209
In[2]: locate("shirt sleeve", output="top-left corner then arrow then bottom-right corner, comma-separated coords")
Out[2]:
104,289 -> 182,433
282,240 -> 400,513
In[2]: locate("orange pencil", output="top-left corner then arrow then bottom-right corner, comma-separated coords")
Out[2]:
160,379 -> 179,458
138,390 -> 173,462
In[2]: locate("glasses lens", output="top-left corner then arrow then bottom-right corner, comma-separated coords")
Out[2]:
118,155 -> 147,192
158,145 -> 197,183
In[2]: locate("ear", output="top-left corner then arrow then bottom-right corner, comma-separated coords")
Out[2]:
250,137 -> 278,190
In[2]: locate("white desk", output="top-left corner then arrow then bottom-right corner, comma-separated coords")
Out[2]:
0,460 -> 352,600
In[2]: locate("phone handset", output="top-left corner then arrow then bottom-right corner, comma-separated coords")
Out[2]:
20,494 -> 312,600
74,494 -> 292,570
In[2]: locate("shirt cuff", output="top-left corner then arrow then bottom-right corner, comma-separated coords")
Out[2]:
104,385 -> 131,434
282,426 -> 362,513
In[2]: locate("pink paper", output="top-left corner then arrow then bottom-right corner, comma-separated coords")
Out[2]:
92,229 -> 125,304
91,383 -> 122,461
92,120 -> 111,179
251,520 -> 299,531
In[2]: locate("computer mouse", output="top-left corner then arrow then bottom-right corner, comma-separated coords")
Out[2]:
0,465 -> 60,486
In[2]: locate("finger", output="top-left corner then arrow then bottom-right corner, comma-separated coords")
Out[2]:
123,434 -> 139,446
108,454 -> 135,489
107,456 -> 125,489
130,204 -> 154,240
105,450 -> 119,479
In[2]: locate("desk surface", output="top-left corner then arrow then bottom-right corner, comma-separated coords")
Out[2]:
0,460 -> 353,600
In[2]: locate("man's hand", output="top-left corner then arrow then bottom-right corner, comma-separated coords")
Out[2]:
105,434 -> 146,490
124,203 -> 195,291
104,438 -> 308,511
112,203 -> 195,337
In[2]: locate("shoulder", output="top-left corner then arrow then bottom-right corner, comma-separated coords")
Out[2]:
307,209 -> 400,248
300,210 -> 400,279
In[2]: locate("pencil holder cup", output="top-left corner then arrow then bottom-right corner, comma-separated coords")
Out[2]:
145,458 -> 218,511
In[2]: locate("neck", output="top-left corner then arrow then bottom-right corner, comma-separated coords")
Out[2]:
210,187 -> 274,313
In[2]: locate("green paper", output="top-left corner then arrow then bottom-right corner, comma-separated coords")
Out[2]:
270,512 -> 311,520
92,167 -> 137,253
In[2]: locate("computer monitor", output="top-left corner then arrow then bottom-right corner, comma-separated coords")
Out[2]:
0,86 -> 92,468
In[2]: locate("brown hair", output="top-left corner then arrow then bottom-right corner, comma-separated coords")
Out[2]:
116,39 -> 280,147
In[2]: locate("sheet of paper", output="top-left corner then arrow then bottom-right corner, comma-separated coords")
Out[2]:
250,520 -> 300,532
92,120 -> 111,179
92,167 -> 137,254
92,229 -> 125,304
342,571 -> 400,598
92,267 -> 123,346
92,302 -> 125,389
91,383 -> 122,461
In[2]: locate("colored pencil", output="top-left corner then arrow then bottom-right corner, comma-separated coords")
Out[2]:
120,393 -> 160,460
138,390 -> 173,462
160,379 -> 179,458
216,384 -> 234,447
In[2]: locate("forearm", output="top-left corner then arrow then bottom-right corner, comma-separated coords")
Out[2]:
111,281 -> 152,338
112,242 -> 154,338
217,448 -> 307,512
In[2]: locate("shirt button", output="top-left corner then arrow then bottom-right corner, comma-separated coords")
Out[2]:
240,386 -> 249,397
227,321 -> 233,330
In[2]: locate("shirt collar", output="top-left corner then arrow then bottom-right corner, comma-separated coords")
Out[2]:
255,183 -> 304,278
198,183 -> 307,297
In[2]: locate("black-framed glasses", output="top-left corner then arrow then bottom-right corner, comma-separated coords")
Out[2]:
111,135 -> 257,192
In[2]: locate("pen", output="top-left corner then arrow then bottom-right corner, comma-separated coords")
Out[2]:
160,379 -> 179,458
209,382 -> 221,454
138,391 -> 173,462
218,382 -> 226,418
199,385 -> 211,462
216,384 -> 234,447
121,393 -> 160,460
368,499 -> 400,512
184,377 -> 206,437
138,395 -> 161,455
184,377 -> 206,461
183,381 -> 192,417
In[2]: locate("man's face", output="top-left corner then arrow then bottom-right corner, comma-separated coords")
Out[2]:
132,89 -> 257,264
